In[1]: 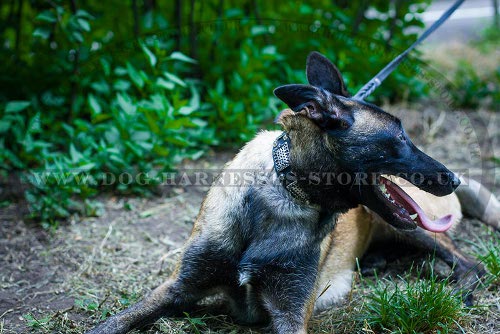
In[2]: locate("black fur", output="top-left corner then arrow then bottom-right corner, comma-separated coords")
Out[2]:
86,52 -> 467,334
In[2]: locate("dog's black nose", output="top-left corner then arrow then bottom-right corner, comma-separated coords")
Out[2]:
451,174 -> 460,190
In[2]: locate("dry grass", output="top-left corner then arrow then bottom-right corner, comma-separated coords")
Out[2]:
422,41 -> 499,83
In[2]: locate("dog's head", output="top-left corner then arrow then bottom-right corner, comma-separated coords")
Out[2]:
273,51 -> 459,232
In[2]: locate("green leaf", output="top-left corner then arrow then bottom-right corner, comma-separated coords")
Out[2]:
72,31 -> 84,43
77,18 -> 91,32
136,141 -> 153,151
190,150 -> 205,160
168,51 -> 197,64
164,72 -> 186,87
216,79 -> 225,94
251,25 -> 268,36
0,120 -> 10,133
36,10 -> 57,23
225,8 -> 243,17
113,80 -> 131,91
165,135 -> 191,147
140,41 -> 157,67
88,94 -> 101,115
5,101 -> 30,113
114,67 -> 128,76
152,145 -> 170,157
27,112 -> 41,133
299,4 -> 313,14
69,143 -> 84,163
91,113 -> 112,124
77,163 -> 96,172
131,131 -> 151,141
100,58 -> 111,76
262,45 -> 277,55
90,80 -> 110,94
144,112 -> 160,134
124,141 -> 142,156
191,118 -> 207,127
156,78 -> 174,90
126,62 -> 145,88
33,28 -> 50,39
178,105 -> 196,115
75,9 -> 95,20
116,93 -> 137,114
167,118 -> 193,130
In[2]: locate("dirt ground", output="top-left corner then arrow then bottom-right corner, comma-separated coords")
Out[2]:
0,105 -> 499,333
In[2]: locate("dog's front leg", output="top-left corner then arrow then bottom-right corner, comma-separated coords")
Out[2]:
242,249 -> 320,334
259,265 -> 318,334
86,237 -> 239,334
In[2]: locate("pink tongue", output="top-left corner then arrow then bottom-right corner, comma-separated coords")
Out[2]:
382,178 -> 454,233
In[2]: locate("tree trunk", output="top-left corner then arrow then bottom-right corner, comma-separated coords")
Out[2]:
14,0 -> 23,59
494,0 -> 499,28
132,0 -> 140,38
174,0 -> 182,51
188,0 -> 197,60
69,0 -> 80,121
386,0 -> 401,50
209,0 -> 224,62
352,0 -> 368,35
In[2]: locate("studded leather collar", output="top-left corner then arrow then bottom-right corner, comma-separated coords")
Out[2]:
272,132 -> 311,205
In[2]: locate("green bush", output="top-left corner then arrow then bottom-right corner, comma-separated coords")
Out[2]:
20,46 -> 214,224
0,0 -> 434,225
449,27 -> 500,109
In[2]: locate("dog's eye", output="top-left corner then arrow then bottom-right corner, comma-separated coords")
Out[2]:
397,133 -> 406,142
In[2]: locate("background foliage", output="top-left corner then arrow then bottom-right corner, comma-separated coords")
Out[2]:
0,0 -> 496,224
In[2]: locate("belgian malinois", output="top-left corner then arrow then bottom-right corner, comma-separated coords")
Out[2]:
87,52 -> 499,334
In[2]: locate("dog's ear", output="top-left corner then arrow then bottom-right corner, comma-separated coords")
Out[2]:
306,51 -> 349,97
274,84 -> 353,130
273,84 -> 318,111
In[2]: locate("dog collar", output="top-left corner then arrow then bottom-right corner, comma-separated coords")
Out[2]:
272,132 -> 311,205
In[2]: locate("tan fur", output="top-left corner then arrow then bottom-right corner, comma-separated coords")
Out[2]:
87,51 -> 495,334
314,177 -> 465,313
315,206 -> 374,312
277,109 -> 328,157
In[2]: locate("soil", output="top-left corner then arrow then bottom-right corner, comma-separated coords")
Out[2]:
0,106 -> 498,333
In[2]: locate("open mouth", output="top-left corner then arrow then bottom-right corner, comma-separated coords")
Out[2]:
375,175 -> 454,233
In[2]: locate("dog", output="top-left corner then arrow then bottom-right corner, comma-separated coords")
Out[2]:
86,52 -> 499,334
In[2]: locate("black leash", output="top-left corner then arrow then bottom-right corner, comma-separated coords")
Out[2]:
353,0 -> 465,100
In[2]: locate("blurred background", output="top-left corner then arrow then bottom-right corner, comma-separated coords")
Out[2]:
0,0 -> 498,224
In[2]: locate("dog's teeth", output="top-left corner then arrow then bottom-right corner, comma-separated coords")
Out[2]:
410,213 -> 418,221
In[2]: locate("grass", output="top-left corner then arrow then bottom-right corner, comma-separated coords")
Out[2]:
356,265 -> 467,334
422,25 -> 500,109
470,230 -> 500,286
22,314 -> 51,330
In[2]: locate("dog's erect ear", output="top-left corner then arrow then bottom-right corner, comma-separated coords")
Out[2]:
274,84 -> 353,130
273,84 -> 318,111
306,51 -> 349,97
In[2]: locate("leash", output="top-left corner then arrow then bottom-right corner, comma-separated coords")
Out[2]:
353,0 -> 465,100
274,0 -> 464,204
